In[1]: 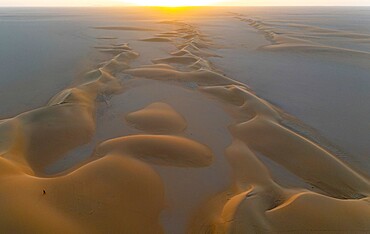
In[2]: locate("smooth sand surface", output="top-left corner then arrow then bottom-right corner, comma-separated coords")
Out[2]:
125,102 -> 187,133
0,7 -> 369,234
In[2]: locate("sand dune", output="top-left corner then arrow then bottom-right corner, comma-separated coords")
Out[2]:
0,40 -> 166,233
0,7 -> 369,234
153,55 -> 201,65
202,85 -> 370,196
0,43 -> 139,175
125,102 -> 187,133
94,135 -> 213,167
193,83 -> 370,232
0,155 -> 165,233
140,37 -> 173,42
125,67 -> 241,85
233,13 -> 370,59
171,48 -> 221,58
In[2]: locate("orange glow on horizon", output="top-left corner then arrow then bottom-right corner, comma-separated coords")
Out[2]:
120,0 -> 220,7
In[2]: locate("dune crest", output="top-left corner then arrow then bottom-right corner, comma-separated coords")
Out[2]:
232,13 -> 370,59
125,102 -> 187,134
94,135 -> 213,167
0,155 -> 165,233
140,37 -> 173,42
0,11 -> 369,234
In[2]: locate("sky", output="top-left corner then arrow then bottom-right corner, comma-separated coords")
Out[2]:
0,0 -> 369,6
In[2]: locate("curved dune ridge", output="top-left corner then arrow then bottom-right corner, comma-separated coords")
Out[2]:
94,135 -> 213,167
0,42 -> 138,176
125,102 -> 187,134
0,42 -> 168,233
232,13 -> 370,59
140,37 -> 173,42
0,15 -> 369,234
0,155 -> 165,233
125,67 -> 241,86
129,20 -> 370,233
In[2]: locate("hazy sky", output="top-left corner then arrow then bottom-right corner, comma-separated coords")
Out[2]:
0,0 -> 369,6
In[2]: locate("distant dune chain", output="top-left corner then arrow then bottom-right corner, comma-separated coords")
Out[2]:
0,18 -> 369,233
231,12 -> 370,59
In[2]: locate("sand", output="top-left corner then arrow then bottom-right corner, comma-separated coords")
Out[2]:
0,7 -> 369,234
125,102 -> 187,133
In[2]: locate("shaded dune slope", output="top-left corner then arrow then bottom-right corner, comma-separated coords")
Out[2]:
0,16 -> 369,234
125,102 -> 187,134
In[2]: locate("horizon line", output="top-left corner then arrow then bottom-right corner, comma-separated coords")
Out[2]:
1,5 -> 370,7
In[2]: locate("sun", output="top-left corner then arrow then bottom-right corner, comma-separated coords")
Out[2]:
122,0 -> 219,7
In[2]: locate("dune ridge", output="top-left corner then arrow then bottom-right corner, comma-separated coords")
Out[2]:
0,40 -> 174,233
0,40 -> 142,176
0,14 -> 369,234
94,135 -> 213,167
232,13 -> 370,59
122,19 -> 370,233
125,102 -> 187,134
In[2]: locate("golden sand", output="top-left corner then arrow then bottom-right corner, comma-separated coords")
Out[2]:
0,11 -> 369,233
125,102 -> 187,133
